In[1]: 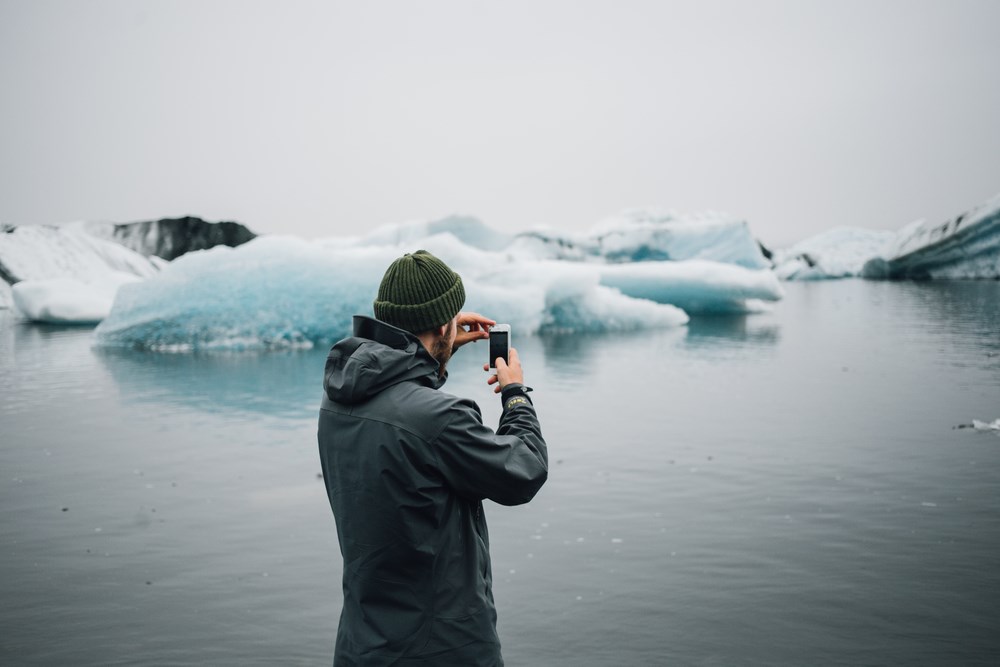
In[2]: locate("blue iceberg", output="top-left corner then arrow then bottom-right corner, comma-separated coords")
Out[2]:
94,215 -> 783,351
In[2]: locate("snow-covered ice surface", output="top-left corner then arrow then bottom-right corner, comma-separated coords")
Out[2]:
0,223 -> 160,282
0,223 -> 161,322
95,215 -> 780,351
772,228 -> 896,280
862,193 -> 1000,279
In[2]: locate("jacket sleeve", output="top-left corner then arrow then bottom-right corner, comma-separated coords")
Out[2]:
431,385 -> 548,506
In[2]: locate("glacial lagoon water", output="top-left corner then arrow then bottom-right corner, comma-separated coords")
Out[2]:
1,280 -> 999,666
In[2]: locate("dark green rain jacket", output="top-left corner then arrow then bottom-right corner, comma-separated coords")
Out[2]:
318,316 -> 548,666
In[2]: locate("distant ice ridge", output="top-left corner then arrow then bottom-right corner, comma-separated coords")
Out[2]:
774,192 -> 1000,281
501,209 -> 771,269
95,214 -> 783,350
0,223 -> 161,322
862,193 -> 1000,279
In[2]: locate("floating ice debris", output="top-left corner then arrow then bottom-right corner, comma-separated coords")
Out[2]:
921,502 -> 938,508
611,538 -> 624,544
954,419 -> 1000,434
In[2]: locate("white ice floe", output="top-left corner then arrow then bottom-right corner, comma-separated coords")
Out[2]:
12,273 -> 142,324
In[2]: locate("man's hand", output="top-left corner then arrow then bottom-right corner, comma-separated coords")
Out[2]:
483,347 -> 524,394
453,312 -> 495,351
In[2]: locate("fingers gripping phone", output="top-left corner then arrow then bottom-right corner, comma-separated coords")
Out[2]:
489,324 -> 510,368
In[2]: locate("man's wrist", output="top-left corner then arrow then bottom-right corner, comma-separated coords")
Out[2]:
501,383 -> 533,410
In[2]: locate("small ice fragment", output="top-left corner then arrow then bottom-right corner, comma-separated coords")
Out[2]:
921,502 -> 938,508
576,537 -> 585,542
509,569 -> 516,574
576,596 -> 583,601
972,419 -> 1000,432
611,538 -> 623,544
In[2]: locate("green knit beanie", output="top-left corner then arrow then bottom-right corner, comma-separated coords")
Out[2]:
373,250 -> 465,334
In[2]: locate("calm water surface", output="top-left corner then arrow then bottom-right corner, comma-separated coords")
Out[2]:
1,281 -> 999,666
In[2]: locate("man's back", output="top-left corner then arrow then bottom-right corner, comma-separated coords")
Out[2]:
318,316 -> 547,666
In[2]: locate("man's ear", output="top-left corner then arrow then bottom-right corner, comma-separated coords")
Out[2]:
437,323 -> 448,338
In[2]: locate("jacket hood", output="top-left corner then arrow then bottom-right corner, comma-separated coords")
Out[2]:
324,316 -> 445,405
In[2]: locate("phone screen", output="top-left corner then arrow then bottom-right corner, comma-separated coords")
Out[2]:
489,331 -> 509,368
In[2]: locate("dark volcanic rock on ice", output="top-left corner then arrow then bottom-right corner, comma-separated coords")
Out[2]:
86,216 -> 257,261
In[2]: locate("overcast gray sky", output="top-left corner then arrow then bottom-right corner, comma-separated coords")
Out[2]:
2,0 -> 998,246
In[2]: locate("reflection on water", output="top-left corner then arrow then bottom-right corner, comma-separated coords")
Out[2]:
684,312 -> 781,347
95,346 -> 328,422
2,281 -> 1000,666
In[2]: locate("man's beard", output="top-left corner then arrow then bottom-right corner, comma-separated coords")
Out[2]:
431,335 -> 453,380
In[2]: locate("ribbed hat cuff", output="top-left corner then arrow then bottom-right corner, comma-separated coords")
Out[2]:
374,277 -> 465,333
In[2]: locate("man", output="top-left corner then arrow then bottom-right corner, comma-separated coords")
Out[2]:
318,249 -> 548,666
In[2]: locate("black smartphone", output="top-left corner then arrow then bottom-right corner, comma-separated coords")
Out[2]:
488,324 -> 510,368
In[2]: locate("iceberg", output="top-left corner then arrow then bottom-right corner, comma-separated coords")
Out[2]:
588,209 -> 771,269
771,193 -> 1000,281
772,228 -> 896,280
94,214 -> 784,351
862,193 -> 1000,280
0,218 -> 256,323
0,223 -> 162,323
351,210 -> 771,268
